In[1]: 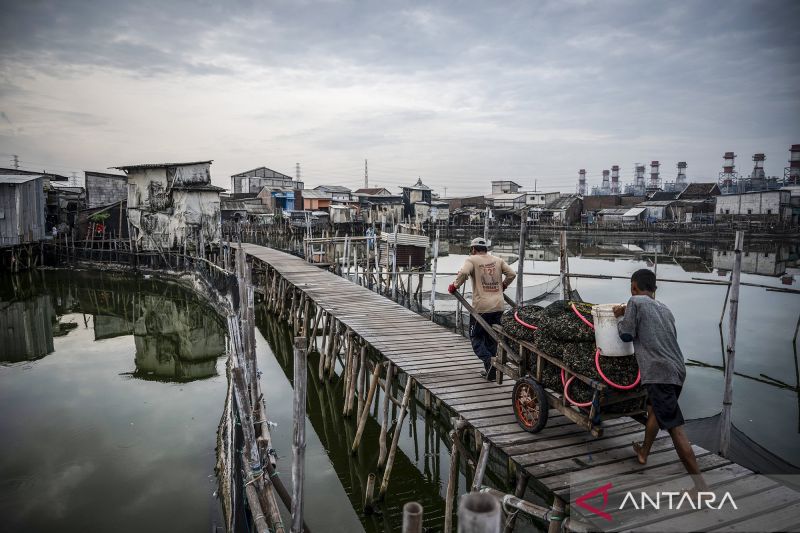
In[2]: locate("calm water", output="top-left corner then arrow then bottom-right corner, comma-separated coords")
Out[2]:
2,233 -> 798,531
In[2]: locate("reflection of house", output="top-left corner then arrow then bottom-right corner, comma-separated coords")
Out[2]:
114,161 -> 223,250
0,174 -> 46,247
85,171 -> 127,208
133,295 -> 226,381
0,296 -> 55,362
713,248 -> 786,277
401,178 -> 433,218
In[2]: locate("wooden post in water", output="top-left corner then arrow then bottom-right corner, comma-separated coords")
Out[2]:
291,337 -> 308,533
559,231 -> 571,300
351,363 -> 383,452
458,492 -> 501,533
429,229 -> 440,322
402,501 -> 424,533
720,230 -> 744,458
379,377 -> 414,499
364,473 -> 376,513
377,362 -> 394,468
515,212 -> 526,307
502,471 -> 530,533
444,430 -> 460,533
483,207 -> 489,243
470,442 -> 491,492
391,225 -> 399,300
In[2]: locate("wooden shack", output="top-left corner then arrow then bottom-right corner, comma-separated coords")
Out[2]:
0,174 -> 46,247
379,230 -> 428,268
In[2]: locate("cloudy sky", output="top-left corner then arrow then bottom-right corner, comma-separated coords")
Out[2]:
0,0 -> 798,194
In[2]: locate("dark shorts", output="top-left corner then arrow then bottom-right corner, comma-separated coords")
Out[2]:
646,383 -> 685,430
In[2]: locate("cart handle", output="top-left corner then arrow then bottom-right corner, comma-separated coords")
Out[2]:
452,289 -> 516,357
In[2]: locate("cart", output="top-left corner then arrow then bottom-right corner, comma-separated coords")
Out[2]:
452,291 -> 647,437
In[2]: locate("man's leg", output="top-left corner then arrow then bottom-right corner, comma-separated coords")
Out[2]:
633,404 -> 660,465
668,425 -> 708,490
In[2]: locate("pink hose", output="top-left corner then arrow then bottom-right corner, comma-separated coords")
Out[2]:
571,303 -> 595,330
560,369 -> 593,407
595,347 -> 641,389
514,311 -> 538,330
570,303 -> 642,391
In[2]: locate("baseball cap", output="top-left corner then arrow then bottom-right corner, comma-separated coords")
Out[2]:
470,237 -> 488,247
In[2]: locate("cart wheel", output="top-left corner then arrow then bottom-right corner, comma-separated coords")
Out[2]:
512,377 -> 548,433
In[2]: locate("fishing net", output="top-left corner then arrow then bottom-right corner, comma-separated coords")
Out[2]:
502,300 -> 642,412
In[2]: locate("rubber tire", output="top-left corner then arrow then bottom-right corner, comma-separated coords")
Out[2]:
512,377 -> 548,433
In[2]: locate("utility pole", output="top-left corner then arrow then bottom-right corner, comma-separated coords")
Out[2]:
364,159 -> 368,189
12,155 -> 19,170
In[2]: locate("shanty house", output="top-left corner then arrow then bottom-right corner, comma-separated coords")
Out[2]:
356,191 -> 404,225
314,185 -> 352,202
715,190 -> 792,224
114,161 -> 223,251
0,174 -> 46,247
401,178 -> 433,218
539,195 -> 583,225
300,190 -> 332,211
491,180 -> 522,194
525,191 -> 560,207
85,171 -> 127,208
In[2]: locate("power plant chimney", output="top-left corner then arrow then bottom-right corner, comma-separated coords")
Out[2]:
787,144 -> 800,185
718,151 -> 738,193
578,169 -> 587,195
611,165 -> 620,194
676,162 -> 687,188
601,169 -> 610,193
649,161 -> 661,190
635,164 -> 646,195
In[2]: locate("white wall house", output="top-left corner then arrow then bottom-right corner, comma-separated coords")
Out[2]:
115,161 -> 223,251
715,190 -> 791,223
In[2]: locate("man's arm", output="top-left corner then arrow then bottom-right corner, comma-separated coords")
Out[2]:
449,260 -> 473,293
617,299 -> 637,342
500,260 -> 516,289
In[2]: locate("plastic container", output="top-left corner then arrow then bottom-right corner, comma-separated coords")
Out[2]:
591,304 -> 634,357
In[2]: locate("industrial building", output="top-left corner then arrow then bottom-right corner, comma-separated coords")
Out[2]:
715,190 -> 792,224
114,161 -> 223,251
231,166 -> 302,195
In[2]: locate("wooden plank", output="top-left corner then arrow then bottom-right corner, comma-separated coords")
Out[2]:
720,500 -> 800,532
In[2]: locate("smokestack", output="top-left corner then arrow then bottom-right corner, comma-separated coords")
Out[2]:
787,144 -> 800,184
719,152 -> 738,192
611,165 -> 620,194
601,169 -> 610,193
750,153 -> 766,182
635,164 -> 646,194
649,161 -> 661,189
676,162 -> 687,187
578,169 -> 587,195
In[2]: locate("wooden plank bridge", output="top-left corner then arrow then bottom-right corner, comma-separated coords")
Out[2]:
239,243 -> 800,532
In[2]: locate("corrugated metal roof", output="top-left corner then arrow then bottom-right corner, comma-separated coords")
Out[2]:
112,161 -> 212,170
315,185 -> 351,193
302,190 -> 332,199
623,207 -> 647,217
0,174 -> 44,184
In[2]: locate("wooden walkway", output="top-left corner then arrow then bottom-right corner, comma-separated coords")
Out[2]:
240,243 -> 800,532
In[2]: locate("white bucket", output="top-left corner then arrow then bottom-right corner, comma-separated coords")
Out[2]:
591,304 -> 634,357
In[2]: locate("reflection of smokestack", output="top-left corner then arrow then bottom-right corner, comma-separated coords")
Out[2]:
676,162 -> 687,187
719,151 -> 738,192
578,169 -> 587,195
649,161 -> 661,189
787,144 -> 800,184
601,169 -> 610,193
611,165 -> 620,194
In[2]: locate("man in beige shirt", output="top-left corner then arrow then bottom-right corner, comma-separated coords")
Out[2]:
448,237 -> 516,380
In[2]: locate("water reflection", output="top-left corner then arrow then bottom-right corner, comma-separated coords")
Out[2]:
0,271 -> 226,382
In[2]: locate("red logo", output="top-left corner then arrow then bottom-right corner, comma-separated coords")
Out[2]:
575,482 -> 613,522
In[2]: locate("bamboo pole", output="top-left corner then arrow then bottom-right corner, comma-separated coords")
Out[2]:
429,229 -> 439,322
502,471 -> 530,533
357,344 -> 367,416
458,492 -> 501,533
470,442 -> 491,492
444,429 -> 460,533
291,337 -> 308,533
402,502 -> 424,533
516,213 -> 526,306
379,377 -> 414,499
377,362 -> 395,468
720,230 -> 744,457
351,362 -> 384,452
364,473 -> 376,513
